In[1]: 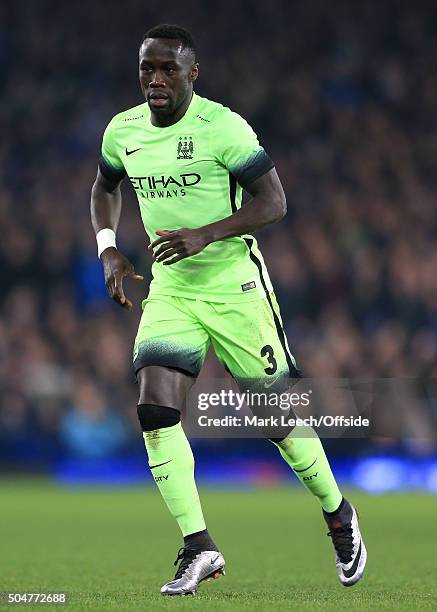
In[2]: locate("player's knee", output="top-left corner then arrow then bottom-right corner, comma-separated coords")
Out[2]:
137,404 -> 180,431
267,406 -> 298,443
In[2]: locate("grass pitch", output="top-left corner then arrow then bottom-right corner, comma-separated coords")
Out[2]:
1,480 -> 436,611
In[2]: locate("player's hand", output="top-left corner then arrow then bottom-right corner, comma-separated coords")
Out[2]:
149,228 -> 212,265
100,247 -> 144,310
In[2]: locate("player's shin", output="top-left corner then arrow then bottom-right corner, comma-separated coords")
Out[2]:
138,404 -> 206,536
272,425 -> 342,512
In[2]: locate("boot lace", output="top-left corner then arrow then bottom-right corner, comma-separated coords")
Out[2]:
327,525 -> 354,564
173,547 -> 198,579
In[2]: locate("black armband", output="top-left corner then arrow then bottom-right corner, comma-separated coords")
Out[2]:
233,149 -> 275,189
98,154 -> 127,182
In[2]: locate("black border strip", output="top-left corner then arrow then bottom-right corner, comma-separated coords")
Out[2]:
244,237 -> 301,379
228,173 -> 237,213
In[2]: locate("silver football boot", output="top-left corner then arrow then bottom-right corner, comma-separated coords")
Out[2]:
161,547 -> 226,596
324,498 -> 367,587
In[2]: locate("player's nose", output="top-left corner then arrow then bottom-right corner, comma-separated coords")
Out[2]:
149,71 -> 166,87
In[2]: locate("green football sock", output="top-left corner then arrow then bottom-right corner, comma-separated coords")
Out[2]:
273,425 -> 342,512
143,422 -> 206,537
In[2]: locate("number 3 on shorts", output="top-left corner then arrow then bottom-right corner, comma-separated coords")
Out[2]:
260,344 -> 277,375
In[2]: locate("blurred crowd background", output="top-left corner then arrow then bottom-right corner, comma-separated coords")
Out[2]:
1,0 -> 437,477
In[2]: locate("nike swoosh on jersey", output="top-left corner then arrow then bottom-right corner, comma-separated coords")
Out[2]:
126,147 -> 142,156
149,459 -> 173,470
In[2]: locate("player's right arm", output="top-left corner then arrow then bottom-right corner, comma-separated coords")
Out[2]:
90,120 -> 143,310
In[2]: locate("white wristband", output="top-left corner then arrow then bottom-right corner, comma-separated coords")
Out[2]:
96,228 -> 117,258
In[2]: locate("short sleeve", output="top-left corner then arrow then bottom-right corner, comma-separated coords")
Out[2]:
98,118 -> 127,182
212,110 -> 274,188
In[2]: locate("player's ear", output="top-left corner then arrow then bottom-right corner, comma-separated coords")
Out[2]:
190,63 -> 199,82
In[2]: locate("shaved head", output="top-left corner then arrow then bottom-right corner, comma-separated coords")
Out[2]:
141,24 -> 196,62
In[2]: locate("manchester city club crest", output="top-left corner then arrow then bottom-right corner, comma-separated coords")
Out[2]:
177,135 -> 194,159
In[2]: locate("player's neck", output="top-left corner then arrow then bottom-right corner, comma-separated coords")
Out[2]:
150,91 -> 193,127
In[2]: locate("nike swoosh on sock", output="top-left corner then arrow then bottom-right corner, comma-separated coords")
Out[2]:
150,459 -> 173,469
293,457 -> 318,473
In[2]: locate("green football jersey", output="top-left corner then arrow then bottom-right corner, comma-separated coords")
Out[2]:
100,92 -> 276,302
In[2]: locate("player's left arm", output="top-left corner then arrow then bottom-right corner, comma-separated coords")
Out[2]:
150,167 -> 285,265
151,109 -> 286,265
206,166 -> 287,237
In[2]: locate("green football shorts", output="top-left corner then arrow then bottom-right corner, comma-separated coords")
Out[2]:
133,293 -> 300,385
